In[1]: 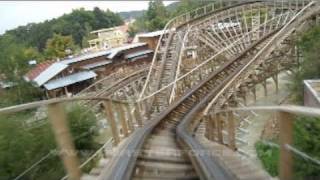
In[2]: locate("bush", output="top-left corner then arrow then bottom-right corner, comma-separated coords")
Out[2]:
255,141 -> 279,177
0,104 -> 98,179
293,116 -> 320,179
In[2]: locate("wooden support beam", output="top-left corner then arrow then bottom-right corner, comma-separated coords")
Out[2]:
124,104 -> 134,132
273,74 -> 279,94
227,112 -> 236,151
134,103 -> 143,127
204,116 -> 210,140
252,86 -> 257,103
48,103 -> 81,180
210,114 -> 217,141
103,101 -> 120,145
279,111 -> 293,180
216,113 -> 223,144
243,92 -> 247,106
141,100 -> 150,120
263,80 -> 268,97
116,103 -> 129,137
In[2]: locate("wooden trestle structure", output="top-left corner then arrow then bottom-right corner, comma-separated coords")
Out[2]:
2,1 -> 320,180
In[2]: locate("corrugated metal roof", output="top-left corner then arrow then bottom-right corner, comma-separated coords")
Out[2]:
136,30 -> 169,38
59,43 -> 146,65
107,42 -> 147,59
44,71 -> 97,90
33,63 -> 68,86
60,50 -> 112,65
125,49 -> 153,59
81,60 -> 112,70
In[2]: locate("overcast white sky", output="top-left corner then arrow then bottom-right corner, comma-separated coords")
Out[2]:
0,1 -> 176,34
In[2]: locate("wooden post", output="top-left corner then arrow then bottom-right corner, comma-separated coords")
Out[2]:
243,92 -> 247,106
204,116 -> 212,140
141,100 -> 150,120
227,111 -> 236,151
134,103 -> 143,127
263,80 -> 268,97
48,103 -> 81,180
252,86 -> 257,103
103,101 -> 120,145
124,104 -> 135,132
279,111 -> 293,180
216,113 -> 223,144
210,114 -> 217,141
273,74 -> 279,94
116,103 -> 129,137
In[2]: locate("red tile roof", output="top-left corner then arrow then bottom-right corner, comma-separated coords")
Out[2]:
25,61 -> 54,81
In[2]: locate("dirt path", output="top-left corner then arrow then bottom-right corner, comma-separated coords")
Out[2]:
236,72 -> 292,173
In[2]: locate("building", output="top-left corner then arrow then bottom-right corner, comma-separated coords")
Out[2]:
24,43 -> 153,98
133,30 -> 169,50
304,80 -> 320,108
89,24 -> 129,50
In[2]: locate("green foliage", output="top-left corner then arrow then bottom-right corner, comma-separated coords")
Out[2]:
0,81 -> 43,108
170,0 -> 209,18
5,7 -> 123,51
255,141 -> 279,177
293,116 -> 320,179
256,116 -> 320,179
44,34 -> 76,59
130,0 -> 169,33
255,25 -> 320,179
67,105 -> 99,151
0,35 -> 43,107
0,35 -> 40,80
0,105 -> 98,179
290,25 -> 320,102
129,0 -> 210,34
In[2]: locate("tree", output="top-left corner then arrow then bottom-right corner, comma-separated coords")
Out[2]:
44,34 -> 76,59
170,0 -> 208,17
290,25 -> 320,102
5,7 -> 123,51
131,0 -> 169,32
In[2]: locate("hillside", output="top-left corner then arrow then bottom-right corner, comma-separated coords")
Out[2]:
118,1 -> 180,20
3,7 -> 123,51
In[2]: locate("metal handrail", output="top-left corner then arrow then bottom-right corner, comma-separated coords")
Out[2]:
0,96 -> 127,115
217,105 -> 320,117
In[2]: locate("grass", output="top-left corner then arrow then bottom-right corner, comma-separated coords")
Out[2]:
255,141 -> 279,177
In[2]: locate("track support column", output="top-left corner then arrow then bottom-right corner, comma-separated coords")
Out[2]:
48,103 -> 81,180
116,103 -> 129,137
216,113 -> 223,144
104,101 -> 120,146
279,111 -> 293,180
228,111 -> 236,151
